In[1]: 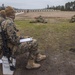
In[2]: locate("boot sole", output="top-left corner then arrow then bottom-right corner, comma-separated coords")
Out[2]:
26,66 -> 41,70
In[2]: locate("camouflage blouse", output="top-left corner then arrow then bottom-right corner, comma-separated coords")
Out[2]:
1,17 -> 20,45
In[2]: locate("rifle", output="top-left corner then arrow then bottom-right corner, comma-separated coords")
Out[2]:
0,22 -> 15,71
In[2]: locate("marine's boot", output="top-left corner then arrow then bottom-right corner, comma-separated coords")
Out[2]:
26,59 -> 41,69
36,54 -> 46,62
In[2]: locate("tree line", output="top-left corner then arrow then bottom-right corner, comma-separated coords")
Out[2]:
47,1 -> 75,11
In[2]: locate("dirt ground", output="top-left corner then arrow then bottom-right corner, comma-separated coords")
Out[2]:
1,11 -> 75,75
15,11 -> 75,20
15,11 -> 75,75
1,41 -> 75,75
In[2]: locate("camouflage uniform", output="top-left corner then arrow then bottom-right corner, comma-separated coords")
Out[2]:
3,6 -> 46,69
0,10 -> 6,55
1,17 -> 39,60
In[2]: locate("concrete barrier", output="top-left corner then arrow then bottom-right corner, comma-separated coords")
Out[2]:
15,9 -> 60,13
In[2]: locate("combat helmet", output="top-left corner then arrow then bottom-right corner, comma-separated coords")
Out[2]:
5,6 -> 15,17
0,10 -> 6,18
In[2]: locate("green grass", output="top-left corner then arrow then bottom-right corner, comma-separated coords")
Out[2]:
15,20 -> 75,52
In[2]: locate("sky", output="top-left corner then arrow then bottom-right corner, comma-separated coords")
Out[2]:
0,0 -> 75,9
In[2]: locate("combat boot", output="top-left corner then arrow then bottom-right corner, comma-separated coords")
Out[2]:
36,54 -> 46,62
26,59 -> 41,69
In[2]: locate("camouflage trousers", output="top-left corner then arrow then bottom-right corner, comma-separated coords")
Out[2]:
11,39 -> 39,60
